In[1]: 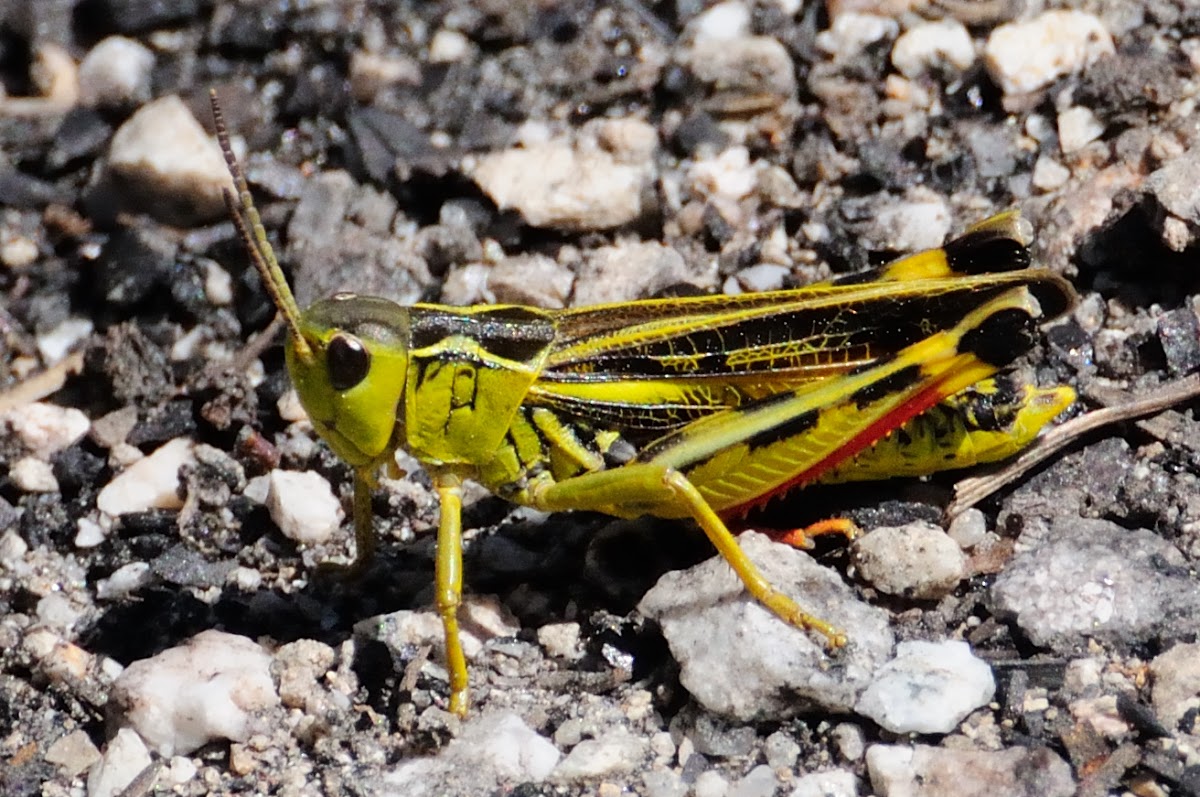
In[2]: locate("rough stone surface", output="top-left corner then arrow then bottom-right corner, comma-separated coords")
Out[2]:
640,532 -> 894,720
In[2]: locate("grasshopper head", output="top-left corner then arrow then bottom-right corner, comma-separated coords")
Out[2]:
289,294 -> 411,468
210,92 -> 409,469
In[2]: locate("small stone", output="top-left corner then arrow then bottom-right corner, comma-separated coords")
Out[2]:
1150,642 -> 1200,732
36,317 -> 93,364
816,14 -> 899,59
573,241 -> 696,306
553,730 -> 649,781
1032,155 -> 1071,192
78,36 -> 155,108
274,639 -> 338,712
87,728 -> 152,797
37,592 -> 81,632
96,562 -> 151,600
730,764 -> 778,797
681,35 -> 797,114
359,594 -> 520,661
537,622 -> 584,661
107,95 -> 234,225
1,234 -> 38,268
3,401 -> 91,459
97,438 -> 195,517
264,469 -> 344,546
1158,307 -> 1200,377
789,769 -> 859,797
855,640 -> 995,734
468,121 -> 657,231
11,456 -> 59,492
383,712 -> 559,794
866,744 -> 1075,797
764,731 -> 800,769
687,1 -> 751,43
688,146 -> 758,203
891,20 -> 975,79
1057,106 -> 1105,154
485,253 -> 575,308
639,532 -> 894,720
983,11 -> 1115,96
1146,148 -> 1200,232
428,29 -> 471,63
831,722 -> 866,761
990,518 -> 1200,652
852,522 -> 966,600
108,630 -> 280,757
643,768 -> 689,797
947,508 -> 987,550
45,729 -> 101,777
694,770 -> 731,797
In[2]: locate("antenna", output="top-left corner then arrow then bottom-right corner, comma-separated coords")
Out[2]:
210,89 -> 313,361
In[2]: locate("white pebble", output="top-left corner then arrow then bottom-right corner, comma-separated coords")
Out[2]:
552,730 -> 649,781
1,235 -> 38,268
87,728 -> 152,797
688,146 -> 757,202
96,562 -> 150,600
852,522 -> 966,600
687,1 -> 752,43
891,20 -> 975,78
78,36 -> 155,108
107,630 -> 280,756
855,640 -> 996,734
1057,106 -> 1105,154
428,29 -> 471,63
3,401 -> 90,459
1032,155 -> 1071,192
816,13 -> 898,58
789,769 -> 859,797
203,260 -> 233,305
37,592 -> 81,631
468,124 -> 656,231
264,469 -> 344,546
984,10 -> 1115,96
37,317 -> 94,364
75,516 -> 107,548
11,456 -> 59,492
946,508 -> 987,549
97,438 -> 195,517
537,622 -> 584,661
107,95 -> 235,224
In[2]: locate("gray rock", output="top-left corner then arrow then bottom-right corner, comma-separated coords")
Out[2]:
639,532 -> 894,720
552,730 -> 649,781
867,743 -> 1074,797
990,518 -> 1200,653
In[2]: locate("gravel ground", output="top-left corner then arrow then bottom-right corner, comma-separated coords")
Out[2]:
4,1 -> 1200,796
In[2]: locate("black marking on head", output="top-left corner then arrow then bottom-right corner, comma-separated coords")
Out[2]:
850,364 -> 923,408
944,233 -> 1030,275
410,307 -> 556,364
960,309 -> 1036,367
327,333 -> 371,391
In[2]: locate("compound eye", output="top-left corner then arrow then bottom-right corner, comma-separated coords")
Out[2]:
327,333 -> 370,391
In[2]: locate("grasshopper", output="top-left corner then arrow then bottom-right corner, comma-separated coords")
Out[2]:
211,93 -> 1073,716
